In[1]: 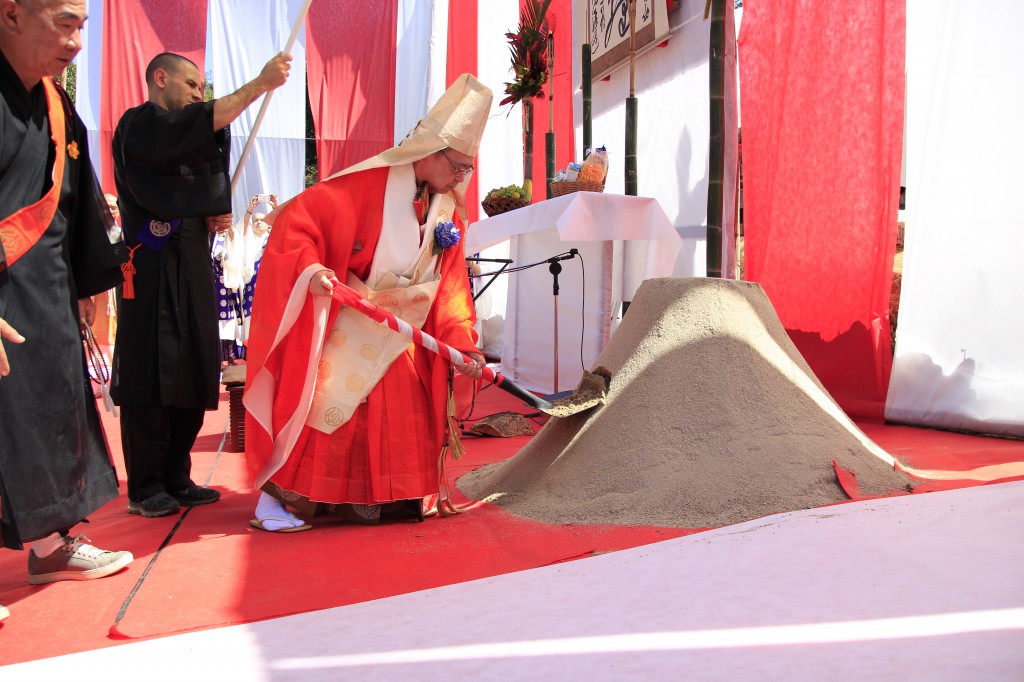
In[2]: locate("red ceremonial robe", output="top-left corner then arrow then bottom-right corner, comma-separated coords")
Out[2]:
243,167 -> 478,505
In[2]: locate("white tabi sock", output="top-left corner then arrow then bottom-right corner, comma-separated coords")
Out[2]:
255,491 -> 306,531
29,532 -> 66,558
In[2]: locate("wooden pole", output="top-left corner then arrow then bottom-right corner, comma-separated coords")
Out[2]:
230,0 -> 313,194
624,0 -> 638,196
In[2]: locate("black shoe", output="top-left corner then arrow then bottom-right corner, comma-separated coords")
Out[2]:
171,484 -> 221,507
128,492 -> 182,518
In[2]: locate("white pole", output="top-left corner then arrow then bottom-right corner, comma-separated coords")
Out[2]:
229,0 -> 314,194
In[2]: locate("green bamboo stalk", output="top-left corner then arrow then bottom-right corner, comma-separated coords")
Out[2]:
546,132 -> 556,198
625,97 -> 638,196
582,43 -> 592,157
523,99 -> 533,182
706,0 -> 725,278
546,33 -> 556,198
624,0 -> 638,196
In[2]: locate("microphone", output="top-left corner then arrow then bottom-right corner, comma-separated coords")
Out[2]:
548,248 -> 579,263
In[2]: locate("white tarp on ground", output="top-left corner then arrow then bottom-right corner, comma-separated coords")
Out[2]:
10,480 -> 1023,680
886,0 -> 1024,437
210,0 -> 308,218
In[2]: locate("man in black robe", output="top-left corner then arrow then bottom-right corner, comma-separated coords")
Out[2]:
111,51 -> 290,517
0,0 -> 134,618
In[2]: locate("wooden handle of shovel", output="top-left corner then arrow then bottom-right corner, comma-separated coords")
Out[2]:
330,282 -> 555,413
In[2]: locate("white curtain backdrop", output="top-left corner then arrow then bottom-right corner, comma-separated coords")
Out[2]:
210,0 -> 308,219
77,0 -> 105,178
579,0 -> 711,280
885,0 -> 1024,437
469,1 -> 529,360
394,0 -> 434,145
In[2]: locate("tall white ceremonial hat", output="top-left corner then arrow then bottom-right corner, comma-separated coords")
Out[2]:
340,73 -> 493,173
262,74 -> 493,225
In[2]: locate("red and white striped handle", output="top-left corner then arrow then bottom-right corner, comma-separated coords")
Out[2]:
330,281 -> 553,411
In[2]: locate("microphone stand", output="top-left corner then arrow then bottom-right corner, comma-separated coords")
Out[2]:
546,248 -> 578,394
465,257 -> 513,302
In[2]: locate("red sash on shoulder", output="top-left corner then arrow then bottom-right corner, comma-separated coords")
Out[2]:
0,78 -> 67,267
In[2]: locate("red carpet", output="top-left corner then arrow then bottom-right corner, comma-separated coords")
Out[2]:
1,381 -> 1022,666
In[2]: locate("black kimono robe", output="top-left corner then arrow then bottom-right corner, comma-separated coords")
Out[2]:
110,101 -> 230,410
0,53 -> 123,549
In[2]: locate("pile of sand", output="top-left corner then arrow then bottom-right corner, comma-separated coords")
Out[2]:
459,277 -> 913,529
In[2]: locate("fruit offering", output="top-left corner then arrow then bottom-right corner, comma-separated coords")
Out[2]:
486,181 -> 531,202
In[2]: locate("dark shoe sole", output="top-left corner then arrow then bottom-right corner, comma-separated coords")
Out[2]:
127,501 -> 181,518
172,492 -> 221,507
172,483 -> 222,503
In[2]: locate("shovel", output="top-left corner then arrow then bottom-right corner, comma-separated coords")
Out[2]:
330,282 -> 605,418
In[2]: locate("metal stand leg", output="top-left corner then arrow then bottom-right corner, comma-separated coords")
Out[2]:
549,259 -> 562,394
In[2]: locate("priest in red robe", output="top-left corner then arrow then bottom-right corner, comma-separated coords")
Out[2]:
244,75 -> 492,532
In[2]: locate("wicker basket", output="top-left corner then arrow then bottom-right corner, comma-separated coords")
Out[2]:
549,180 -> 605,197
481,196 -> 530,217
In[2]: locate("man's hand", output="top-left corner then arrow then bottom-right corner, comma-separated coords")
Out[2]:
255,53 -> 292,93
0,316 -> 26,380
309,269 -> 338,296
78,297 -> 96,328
206,214 -> 233,235
457,351 -> 485,380
213,53 -> 293,131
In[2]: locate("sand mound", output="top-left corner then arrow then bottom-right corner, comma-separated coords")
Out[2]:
459,277 -> 913,528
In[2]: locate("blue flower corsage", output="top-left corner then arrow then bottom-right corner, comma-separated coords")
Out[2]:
432,220 -> 461,256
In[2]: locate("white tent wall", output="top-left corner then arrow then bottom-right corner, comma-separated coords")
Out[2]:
576,0 -> 712,280
469,2 -> 529,360
470,0 -> 720,365
885,0 -> 1024,437
394,0 -> 435,146
77,0 -> 105,182
210,0 -> 308,220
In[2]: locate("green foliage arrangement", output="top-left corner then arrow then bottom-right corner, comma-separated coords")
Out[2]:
500,0 -> 555,107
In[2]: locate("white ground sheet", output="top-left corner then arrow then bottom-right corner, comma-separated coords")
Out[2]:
7,480 -> 1022,681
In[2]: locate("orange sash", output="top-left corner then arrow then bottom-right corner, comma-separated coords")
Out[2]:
0,78 -> 67,267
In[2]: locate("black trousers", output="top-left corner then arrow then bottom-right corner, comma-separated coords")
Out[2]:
120,405 -> 205,502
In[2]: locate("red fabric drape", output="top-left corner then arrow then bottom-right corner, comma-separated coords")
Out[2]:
738,0 -> 905,421
100,0 -> 208,193
447,2 -> 480,224
307,3 -> 397,179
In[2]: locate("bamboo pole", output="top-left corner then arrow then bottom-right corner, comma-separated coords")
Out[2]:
706,0 -> 725,278
624,0 -> 638,196
546,32 -> 556,199
582,0 -> 592,158
523,99 -> 534,182
230,0 -> 313,194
